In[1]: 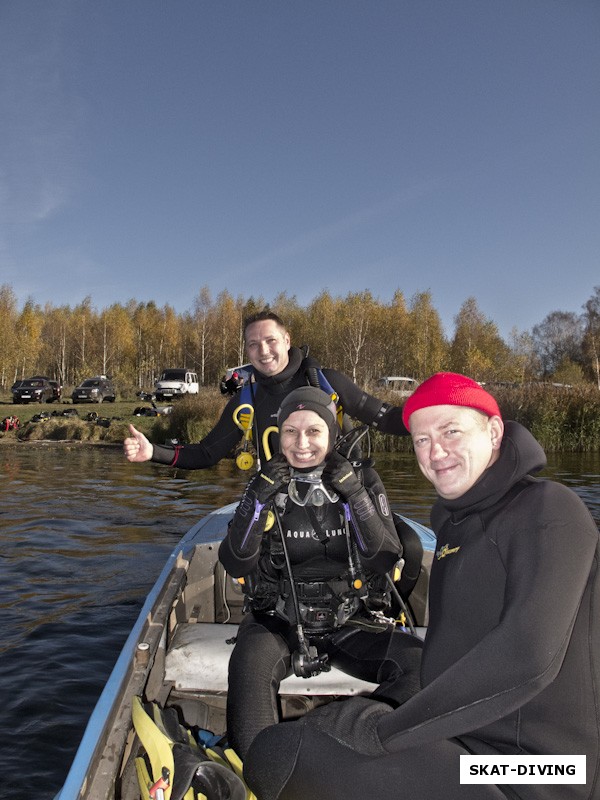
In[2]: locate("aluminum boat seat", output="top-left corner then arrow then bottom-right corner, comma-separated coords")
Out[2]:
166,622 -> 379,695
166,622 -> 426,696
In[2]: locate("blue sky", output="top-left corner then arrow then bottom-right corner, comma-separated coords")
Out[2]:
1,0 -> 598,340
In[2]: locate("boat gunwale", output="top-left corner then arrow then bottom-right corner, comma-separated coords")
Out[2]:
54,504 -> 239,799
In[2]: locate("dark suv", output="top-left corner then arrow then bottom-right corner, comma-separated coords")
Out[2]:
30,376 -> 62,402
71,376 -> 116,404
12,377 -> 55,404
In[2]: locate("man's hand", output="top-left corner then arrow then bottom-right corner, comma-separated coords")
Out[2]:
123,424 -> 154,463
322,450 -> 362,499
301,696 -> 391,756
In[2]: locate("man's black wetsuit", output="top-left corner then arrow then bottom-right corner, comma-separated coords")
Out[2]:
244,422 -> 600,800
150,347 -> 407,468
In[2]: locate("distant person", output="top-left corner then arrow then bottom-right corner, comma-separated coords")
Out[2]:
220,370 -> 244,396
124,311 -> 408,470
219,386 -> 422,759
244,373 -> 600,800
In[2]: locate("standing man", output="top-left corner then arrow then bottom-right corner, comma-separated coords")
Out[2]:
124,310 -> 408,469
243,372 -> 599,800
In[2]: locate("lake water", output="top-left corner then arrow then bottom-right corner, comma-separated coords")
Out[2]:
1,444 -> 599,799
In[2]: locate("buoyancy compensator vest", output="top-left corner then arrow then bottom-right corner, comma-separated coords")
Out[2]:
232,348 -> 344,471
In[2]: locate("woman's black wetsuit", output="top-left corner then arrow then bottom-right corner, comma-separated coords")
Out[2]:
219,462 -> 422,760
150,347 -> 408,469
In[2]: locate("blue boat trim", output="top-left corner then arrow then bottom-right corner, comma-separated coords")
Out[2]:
397,514 -> 436,552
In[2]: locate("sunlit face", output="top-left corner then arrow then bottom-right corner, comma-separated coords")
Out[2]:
409,405 -> 504,500
244,320 -> 291,376
279,410 -> 329,469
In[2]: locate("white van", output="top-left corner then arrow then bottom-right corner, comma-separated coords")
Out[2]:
155,369 -> 199,401
376,376 -> 419,398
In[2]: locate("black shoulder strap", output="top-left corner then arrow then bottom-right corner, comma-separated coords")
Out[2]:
300,352 -> 322,388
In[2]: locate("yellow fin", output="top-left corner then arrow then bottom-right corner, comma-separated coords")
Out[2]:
134,756 -> 152,800
131,696 -> 174,800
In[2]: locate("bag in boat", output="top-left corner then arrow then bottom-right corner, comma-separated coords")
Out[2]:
132,696 -> 251,800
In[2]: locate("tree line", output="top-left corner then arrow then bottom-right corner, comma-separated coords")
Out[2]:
1,284 -> 599,393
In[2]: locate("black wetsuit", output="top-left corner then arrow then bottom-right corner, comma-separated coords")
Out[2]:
150,347 -> 408,469
219,465 -> 422,760
244,422 -> 600,800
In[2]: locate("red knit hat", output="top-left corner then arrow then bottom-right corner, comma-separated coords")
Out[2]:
402,372 -> 502,429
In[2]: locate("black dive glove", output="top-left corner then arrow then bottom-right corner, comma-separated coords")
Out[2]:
250,453 -> 291,505
322,450 -> 363,499
220,453 -> 290,571
300,696 -> 391,756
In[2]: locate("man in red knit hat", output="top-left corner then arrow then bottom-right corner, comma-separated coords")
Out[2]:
402,372 -> 503,500
244,373 -> 600,800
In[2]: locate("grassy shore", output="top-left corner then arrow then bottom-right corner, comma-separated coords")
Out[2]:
0,399 -> 164,445
0,390 -> 230,447
2,383 -> 600,452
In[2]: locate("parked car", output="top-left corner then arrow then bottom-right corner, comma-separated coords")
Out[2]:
71,376 -> 116,404
375,376 -> 420,398
154,369 -> 199,401
12,377 -> 55,404
30,376 -> 62,402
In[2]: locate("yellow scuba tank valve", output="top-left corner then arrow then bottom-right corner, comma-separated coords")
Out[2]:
233,403 -> 255,470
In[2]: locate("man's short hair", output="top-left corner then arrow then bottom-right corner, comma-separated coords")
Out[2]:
243,310 -> 287,339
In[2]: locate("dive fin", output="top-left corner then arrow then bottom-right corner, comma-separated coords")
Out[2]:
190,760 -> 248,800
206,746 -> 257,800
132,697 -> 248,800
132,696 -> 174,800
223,748 -> 258,800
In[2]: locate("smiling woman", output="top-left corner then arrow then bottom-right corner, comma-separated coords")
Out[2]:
277,386 -> 339,469
217,385 -> 421,761
279,410 -> 330,468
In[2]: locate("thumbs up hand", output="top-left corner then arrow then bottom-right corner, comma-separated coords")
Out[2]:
123,424 -> 154,462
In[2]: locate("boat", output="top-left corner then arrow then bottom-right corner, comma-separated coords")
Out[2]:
55,503 -> 436,800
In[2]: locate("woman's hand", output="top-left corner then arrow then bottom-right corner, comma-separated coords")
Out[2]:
322,450 -> 362,499
123,424 -> 154,462
252,452 -> 291,504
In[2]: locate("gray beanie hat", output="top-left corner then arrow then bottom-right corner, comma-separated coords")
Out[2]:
277,387 -> 339,451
